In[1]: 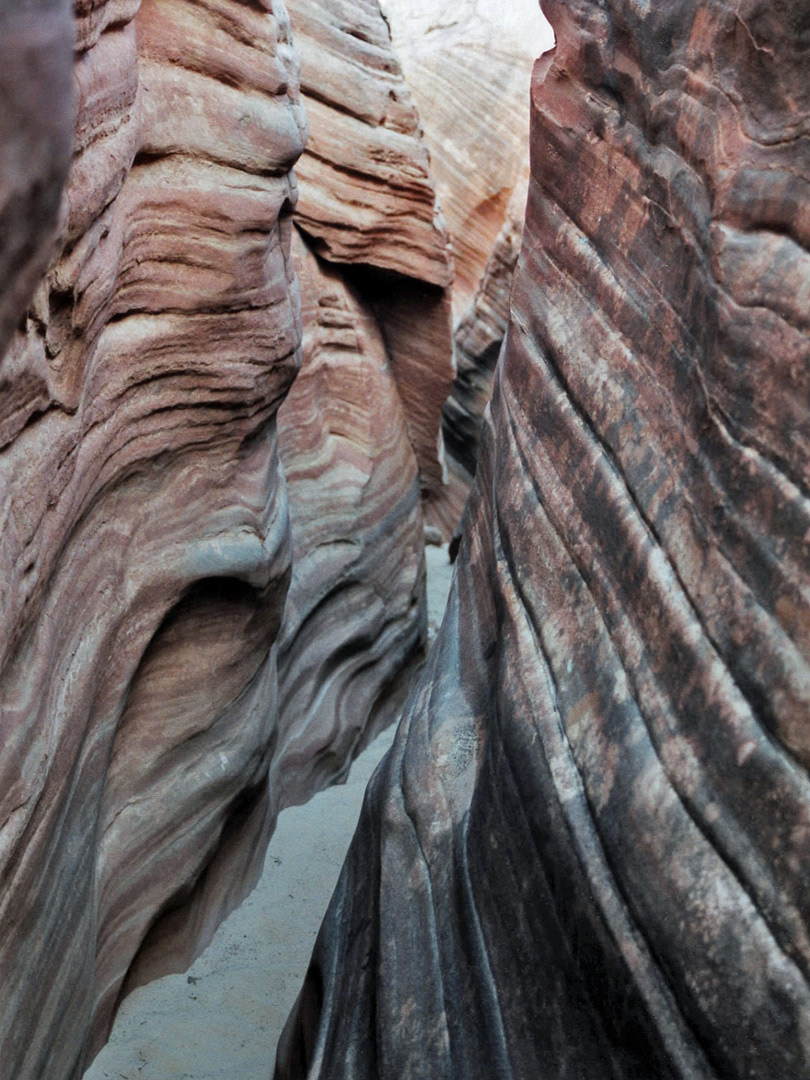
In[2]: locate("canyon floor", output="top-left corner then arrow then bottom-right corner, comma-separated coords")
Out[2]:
84,544 -> 455,1080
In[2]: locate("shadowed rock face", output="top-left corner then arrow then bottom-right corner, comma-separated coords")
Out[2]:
0,0 -> 74,364
275,232 -> 426,807
0,2 -> 306,1077
286,0 -> 456,509
438,183 -> 528,539
271,0 -> 457,818
380,0 -> 555,530
275,2 -> 810,1078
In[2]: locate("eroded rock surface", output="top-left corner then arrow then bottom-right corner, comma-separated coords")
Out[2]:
276,1 -> 810,1077
380,0 -> 553,315
277,0 -> 455,699
381,0 -> 555,525
289,0 -> 452,289
286,0 -> 456,504
275,232 -> 426,807
270,0 -> 457,804
438,183 -> 528,539
0,3 -> 306,1078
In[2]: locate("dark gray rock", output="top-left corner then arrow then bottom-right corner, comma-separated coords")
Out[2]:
275,1 -> 810,1076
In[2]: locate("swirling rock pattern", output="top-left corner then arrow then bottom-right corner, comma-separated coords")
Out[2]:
380,0 -> 553,315
287,0 -> 456,504
275,1 -> 810,1077
288,0 -> 452,288
0,2 -> 306,1078
271,0 -> 457,816
380,0 -> 555,528
275,231 -> 426,808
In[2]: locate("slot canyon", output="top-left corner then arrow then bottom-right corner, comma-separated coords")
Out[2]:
0,1 -> 808,1079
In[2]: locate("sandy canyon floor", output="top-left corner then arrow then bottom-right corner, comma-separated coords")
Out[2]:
85,544 -> 455,1080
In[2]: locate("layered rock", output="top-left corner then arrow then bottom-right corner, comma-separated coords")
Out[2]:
274,231 -> 426,806
290,0 -> 452,288
380,0 -> 554,526
276,2 -> 810,1078
286,0 -> 456,508
438,183 -> 528,540
271,0 -> 454,743
380,0 -> 553,314
0,3 -> 306,1078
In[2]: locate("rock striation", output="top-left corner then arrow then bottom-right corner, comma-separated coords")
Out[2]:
286,0 -> 456,509
290,0 -> 453,289
275,1 -> 810,1078
438,183 -> 528,540
273,0 -> 456,748
0,3 -> 307,1078
380,0 -> 555,527
380,0 -> 553,315
274,231 -> 426,807
2,1 -> 467,1076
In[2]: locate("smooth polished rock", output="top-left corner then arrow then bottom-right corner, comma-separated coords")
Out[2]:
275,1 -> 810,1077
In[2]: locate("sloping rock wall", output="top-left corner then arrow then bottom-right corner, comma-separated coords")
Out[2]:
438,183 -> 528,539
0,3 -> 306,1077
274,0 -> 456,740
274,231 -> 426,805
275,1 -> 810,1077
286,0 -> 456,500
380,0 -> 555,529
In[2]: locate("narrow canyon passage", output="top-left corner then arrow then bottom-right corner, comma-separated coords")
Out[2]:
84,548 -> 455,1080
2,2 -> 808,1079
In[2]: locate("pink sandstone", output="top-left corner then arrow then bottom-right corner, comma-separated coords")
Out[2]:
0,3 -> 305,1077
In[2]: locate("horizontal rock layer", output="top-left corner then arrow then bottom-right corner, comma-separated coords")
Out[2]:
287,0 -> 456,504
271,0 -> 459,815
275,1 -> 810,1078
288,0 -> 452,288
0,3 -> 306,1078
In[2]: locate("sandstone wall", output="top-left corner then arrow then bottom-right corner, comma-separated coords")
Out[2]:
0,3 -> 306,1077
439,183 -> 528,539
274,232 -> 426,807
380,0 -> 553,315
273,0 -> 456,745
275,1 -> 810,1077
286,0 -> 456,509
381,0 -> 555,529
1,1 -> 468,1075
